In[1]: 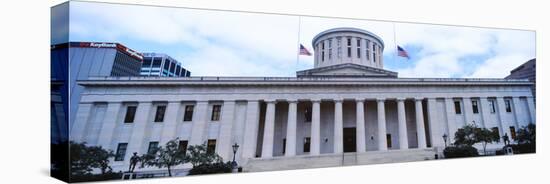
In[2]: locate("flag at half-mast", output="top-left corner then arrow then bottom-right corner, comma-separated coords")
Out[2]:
397,45 -> 410,59
299,44 -> 312,56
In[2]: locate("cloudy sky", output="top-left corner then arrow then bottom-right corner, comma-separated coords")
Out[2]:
63,1 -> 535,78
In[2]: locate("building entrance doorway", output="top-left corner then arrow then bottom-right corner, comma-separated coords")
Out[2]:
343,127 -> 356,152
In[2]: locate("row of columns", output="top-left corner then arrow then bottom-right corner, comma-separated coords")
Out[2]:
72,95 -> 535,163
260,98 -> 428,158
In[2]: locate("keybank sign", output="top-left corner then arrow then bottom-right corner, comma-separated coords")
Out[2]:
89,42 -> 117,48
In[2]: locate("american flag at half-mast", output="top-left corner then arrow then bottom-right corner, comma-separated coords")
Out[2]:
299,44 -> 312,56
397,45 -> 410,59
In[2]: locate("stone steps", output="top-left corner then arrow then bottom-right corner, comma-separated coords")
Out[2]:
243,148 -> 436,172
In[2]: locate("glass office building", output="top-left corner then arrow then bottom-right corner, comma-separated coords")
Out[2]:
140,53 -> 191,77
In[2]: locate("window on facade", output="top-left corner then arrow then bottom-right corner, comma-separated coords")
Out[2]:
151,58 -> 162,67
154,105 -> 166,122
304,107 -> 312,122
373,44 -> 377,63
175,65 -> 181,76
347,38 -> 352,58
123,106 -> 137,123
163,59 -> 170,70
207,139 -> 216,154
454,101 -> 462,114
328,40 -> 332,60
321,42 -> 325,62
489,100 -> 496,113
509,126 -> 516,139
356,38 -> 361,58
303,137 -> 311,153
178,140 -> 188,155
505,100 -> 512,112
115,143 -> 128,161
472,100 -> 479,114
183,105 -> 194,121
211,105 -> 221,121
147,141 -> 159,154
169,62 -> 176,74
142,58 -> 152,67
282,138 -> 286,154
386,134 -> 392,148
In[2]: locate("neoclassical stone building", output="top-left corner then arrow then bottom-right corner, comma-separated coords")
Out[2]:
72,27 -> 535,173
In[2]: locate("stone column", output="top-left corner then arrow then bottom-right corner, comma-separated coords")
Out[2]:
334,99 -> 344,154
189,101 -> 209,145
242,101 -> 261,158
340,37 -> 346,63
314,44 -> 319,67
331,37 -> 337,64
97,102 -> 122,149
511,97 -> 522,128
463,97 -> 475,125
377,98 -> 388,151
444,98 -> 457,141
526,97 -> 536,124
351,37 -> 357,63
285,100 -> 298,157
415,98 -> 427,149
71,103 -> 93,142
216,100 -> 236,160
361,38 -> 365,63
261,100 -> 277,158
126,102 -> 152,160
426,98 -> 443,148
376,45 -> 384,68
355,99 -> 366,153
324,39 -> 329,65
311,100 -> 321,155
397,98 -> 408,150
160,102 -> 181,145
479,97 -> 491,128
496,97 -> 509,142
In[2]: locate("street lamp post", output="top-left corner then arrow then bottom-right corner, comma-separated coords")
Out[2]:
231,143 -> 239,172
442,134 -> 448,148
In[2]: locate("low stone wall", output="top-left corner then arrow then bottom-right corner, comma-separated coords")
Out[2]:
243,148 -> 437,172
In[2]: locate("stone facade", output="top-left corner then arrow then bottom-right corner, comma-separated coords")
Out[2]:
70,28 -> 535,173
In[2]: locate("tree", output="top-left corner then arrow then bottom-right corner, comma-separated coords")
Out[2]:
140,138 -> 187,177
186,143 -> 223,168
69,142 -> 115,176
453,124 -> 478,146
449,124 -> 501,157
186,143 -> 231,175
475,127 -> 500,155
516,123 -> 536,145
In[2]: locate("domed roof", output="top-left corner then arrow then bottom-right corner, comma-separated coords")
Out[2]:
311,27 -> 385,48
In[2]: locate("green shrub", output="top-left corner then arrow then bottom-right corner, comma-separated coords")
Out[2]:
70,172 -> 122,183
188,161 -> 233,175
443,146 -> 479,158
510,143 -> 535,154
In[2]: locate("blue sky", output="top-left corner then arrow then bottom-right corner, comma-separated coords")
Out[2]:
62,1 -> 535,78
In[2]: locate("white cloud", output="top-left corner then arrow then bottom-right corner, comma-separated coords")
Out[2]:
70,2 -> 299,76
69,2 -> 535,78
181,44 -> 290,77
396,54 -> 464,78
392,23 -> 534,78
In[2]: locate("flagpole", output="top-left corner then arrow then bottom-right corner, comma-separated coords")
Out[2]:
295,16 -> 302,77
392,22 -> 398,62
